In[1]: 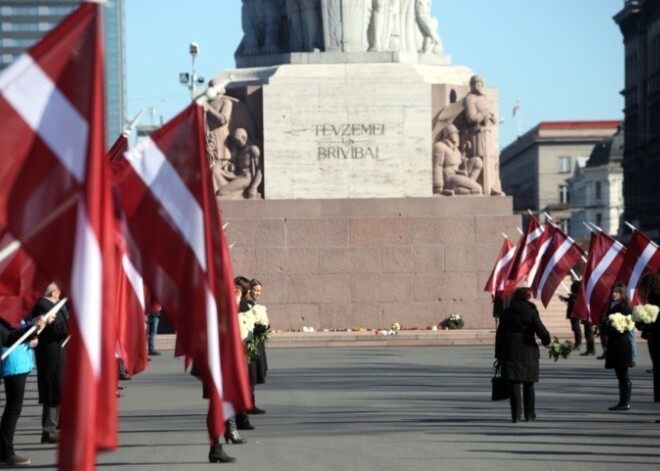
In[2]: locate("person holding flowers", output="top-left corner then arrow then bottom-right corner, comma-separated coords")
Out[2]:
637,273 -> 660,414
604,283 -> 634,411
495,287 -> 551,423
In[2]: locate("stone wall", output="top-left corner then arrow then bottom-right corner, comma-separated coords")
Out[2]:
222,196 -> 520,331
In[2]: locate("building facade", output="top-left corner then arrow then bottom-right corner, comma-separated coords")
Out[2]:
0,0 -> 126,143
615,0 -> 660,239
568,127 -> 625,241
500,121 -> 621,233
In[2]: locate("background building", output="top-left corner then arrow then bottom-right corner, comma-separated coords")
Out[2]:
0,0 -> 126,143
500,120 -> 621,233
615,0 -> 660,239
568,126 -> 625,241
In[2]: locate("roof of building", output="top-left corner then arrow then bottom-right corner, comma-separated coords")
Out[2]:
539,121 -> 622,131
585,126 -> 624,167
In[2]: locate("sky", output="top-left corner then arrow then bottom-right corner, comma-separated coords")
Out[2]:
126,0 -> 625,149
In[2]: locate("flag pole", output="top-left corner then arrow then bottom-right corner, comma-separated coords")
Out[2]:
1,297 -> 66,361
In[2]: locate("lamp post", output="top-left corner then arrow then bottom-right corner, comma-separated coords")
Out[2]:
179,42 -> 205,100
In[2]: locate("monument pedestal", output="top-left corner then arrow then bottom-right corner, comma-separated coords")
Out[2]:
219,62 -> 495,199
223,196 -> 519,331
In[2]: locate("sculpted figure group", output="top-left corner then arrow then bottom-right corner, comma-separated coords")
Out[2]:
238,0 -> 443,55
433,74 -> 504,197
204,80 -> 263,200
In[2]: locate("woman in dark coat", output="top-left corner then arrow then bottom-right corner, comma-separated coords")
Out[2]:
638,273 -> 660,417
495,287 -> 551,423
603,283 -> 634,411
30,283 -> 68,444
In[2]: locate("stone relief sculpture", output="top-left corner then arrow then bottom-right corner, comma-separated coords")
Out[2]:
433,74 -> 505,197
463,75 -> 504,196
368,0 -> 400,52
432,124 -> 482,195
286,0 -> 323,52
415,0 -> 442,53
238,0 -> 283,56
204,80 -> 234,194
217,128 -> 263,200
236,0 -> 443,55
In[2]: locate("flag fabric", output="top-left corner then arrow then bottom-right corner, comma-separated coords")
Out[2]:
530,223 -> 584,307
573,231 -> 626,324
108,134 -> 148,376
0,3 -> 118,470
505,215 -> 546,291
112,102 -> 251,440
617,230 -> 660,305
0,231 -> 49,326
484,238 -> 516,297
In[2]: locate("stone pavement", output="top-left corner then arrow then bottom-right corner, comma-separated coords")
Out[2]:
11,344 -> 660,470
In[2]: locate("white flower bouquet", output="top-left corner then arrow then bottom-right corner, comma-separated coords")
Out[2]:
391,322 -> 402,331
252,304 -> 269,326
632,304 -> 659,325
608,312 -> 635,333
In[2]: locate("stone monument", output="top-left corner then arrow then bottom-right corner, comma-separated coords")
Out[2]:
213,0 -> 519,331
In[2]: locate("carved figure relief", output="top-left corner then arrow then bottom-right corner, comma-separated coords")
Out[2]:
238,0 -> 283,56
432,124 -> 482,195
286,0 -> 323,52
217,128 -> 263,200
433,75 -> 505,197
236,0 -> 444,56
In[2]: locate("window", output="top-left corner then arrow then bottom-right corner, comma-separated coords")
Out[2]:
559,184 -> 570,204
558,156 -> 571,173
595,181 -> 602,199
596,213 -> 602,227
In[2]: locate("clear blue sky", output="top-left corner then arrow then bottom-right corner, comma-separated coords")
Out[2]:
126,0 -> 624,149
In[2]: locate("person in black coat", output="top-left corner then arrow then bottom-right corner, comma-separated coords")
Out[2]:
30,283 -> 68,444
495,287 -> 551,423
603,283 -> 634,410
638,273 -> 660,419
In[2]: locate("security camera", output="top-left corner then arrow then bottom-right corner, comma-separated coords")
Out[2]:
189,42 -> 199,56
179,72 -> 189,84
196,76 -> 205,84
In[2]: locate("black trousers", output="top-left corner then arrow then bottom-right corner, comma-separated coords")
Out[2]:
570,318 -> 582,348
508,381 -> 535,421
0,373 -> 28,459
584,323 -> 595,353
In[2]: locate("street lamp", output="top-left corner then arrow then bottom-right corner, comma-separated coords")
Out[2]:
179,41 -> 205,100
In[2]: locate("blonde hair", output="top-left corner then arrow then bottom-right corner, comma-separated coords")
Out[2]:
45,283 -> 60,296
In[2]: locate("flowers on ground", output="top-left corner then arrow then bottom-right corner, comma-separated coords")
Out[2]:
608,312 -> 635,333
632,304 -> 659,325
391,322 -> 402,331
443,314 -> 464,330
547,337 -> 573,361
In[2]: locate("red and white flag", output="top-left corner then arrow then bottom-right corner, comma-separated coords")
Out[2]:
530,223 -> 584,307
0,3 -> 117,469
484,237 -> 516,297
573,231 -> 626,324
108,134 -> 148,376
506,215 -> 546,290
617,230 -> 660,305
112,102 -> 251,439
0,232 -> 49,326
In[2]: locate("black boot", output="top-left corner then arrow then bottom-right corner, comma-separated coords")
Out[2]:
609,381 -> 631,411
208,441 -> 236,463
224,419 -> 247,444
236,413 -> 255,430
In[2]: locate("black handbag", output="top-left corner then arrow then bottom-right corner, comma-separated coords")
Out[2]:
491,361 -> 509,401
